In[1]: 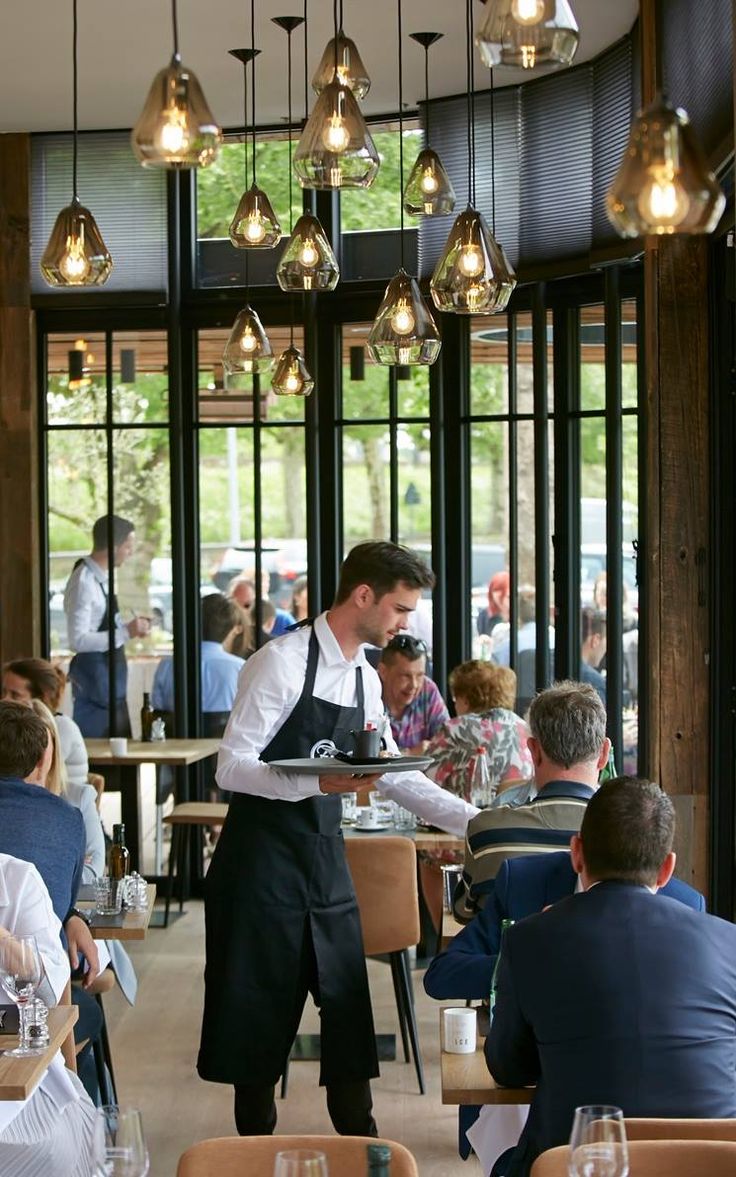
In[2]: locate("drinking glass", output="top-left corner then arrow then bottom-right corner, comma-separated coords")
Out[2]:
95,1105 -> 150,1177
273,1150 -> 329,1177
569,1105 -> 629,1177
0,934 -> 45,1056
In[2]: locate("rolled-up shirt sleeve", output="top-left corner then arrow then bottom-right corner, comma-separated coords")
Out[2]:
216,641 -> 323,801
0,857 -> 69,1007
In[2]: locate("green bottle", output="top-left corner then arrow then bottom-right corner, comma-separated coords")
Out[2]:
367,1143 -> 391,1176
598,746 -> 617,783
489,918 -> 514,1020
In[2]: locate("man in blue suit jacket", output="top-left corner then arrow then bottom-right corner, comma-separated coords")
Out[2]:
424,848 -> 704,1000
486,778 -> 736,1177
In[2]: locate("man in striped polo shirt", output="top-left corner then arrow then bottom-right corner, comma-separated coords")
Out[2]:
455,681 -> 609,921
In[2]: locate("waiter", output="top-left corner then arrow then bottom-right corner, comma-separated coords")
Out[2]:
197,541 -> 477,1136
63,514 -> 150,737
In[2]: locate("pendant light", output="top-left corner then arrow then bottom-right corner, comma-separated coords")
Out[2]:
367,0 -> 441,368
131,0 -> 221,168
431,8 -> 516,316
293,0 -> 379,190
222,50 -> 273,376
276,11 -> 340,292
606,94 -> 725,238
475,0 -> 579,71
40,0 -> 113,287
230,0 -> 282,249
404,33 -> 456,218
312,0 -> 370,98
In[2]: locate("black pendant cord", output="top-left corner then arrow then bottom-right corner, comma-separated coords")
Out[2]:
171,0 -> 180,60
333,0 -> 339,74
287,28 -> 295,347
424,44 -> 430,146
490,68 -> 496,233
397,0 -> 404,268
303,0 -> 308,122
469,0 -> 476,208
244,62 -> 250,290
251,0 -> 257,185
465,0 -> 472,207
72,0 -> 79,201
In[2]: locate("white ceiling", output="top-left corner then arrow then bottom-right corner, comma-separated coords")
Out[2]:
0,0 -> 638,135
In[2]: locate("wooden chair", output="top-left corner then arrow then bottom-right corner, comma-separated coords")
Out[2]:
177,1135 -> 418,1177
163,802 -> 229,927
625,1117 -> 736,1141
87,772 -> 105,812
532,1139 -> 736,1176
73,965 -> 117,1103
345,835 -> 425,1094
59,979 -> 77,1074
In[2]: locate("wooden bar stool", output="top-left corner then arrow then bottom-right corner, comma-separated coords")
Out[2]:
163,802 -> 229,927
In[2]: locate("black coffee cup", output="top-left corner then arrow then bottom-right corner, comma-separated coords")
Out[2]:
352,729 -> 385,760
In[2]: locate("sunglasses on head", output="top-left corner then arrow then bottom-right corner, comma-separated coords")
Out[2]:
387,635 -> 428,657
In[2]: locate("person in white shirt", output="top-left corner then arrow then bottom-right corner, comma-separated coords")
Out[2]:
0,853 -> 99,1176
198,541 -> 478,1139
63,514 -> 150,737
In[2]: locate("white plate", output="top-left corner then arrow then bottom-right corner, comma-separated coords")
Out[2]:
269,756 -> 432,776
352,822 -> 393,832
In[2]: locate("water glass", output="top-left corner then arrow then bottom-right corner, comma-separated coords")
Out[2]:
341,791 -> 358,824
95,876 -> 124,916
394,805 -> 417,831
273,1150 -> 329,1177
0,934 -> 44,1056
95,1105 -> 150,1177
569,1105 -> 629,1177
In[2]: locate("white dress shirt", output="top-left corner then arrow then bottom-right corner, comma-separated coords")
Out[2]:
217,612 -> 478,837
63,557 -> 128,653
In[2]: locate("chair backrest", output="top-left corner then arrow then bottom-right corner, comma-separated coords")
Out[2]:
625,1117 -> 736,1141
59,979 -> 77,1073
532,1139 -> 736,1177
177,1135 -> 418,1177
87,772 -> 105,812
344,836 -> 420,955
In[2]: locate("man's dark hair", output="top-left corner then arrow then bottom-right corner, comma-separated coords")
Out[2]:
0,701 -> 49,778
581,606 -> 607,642
380,634 -> 428,665
202,593 -> 239,644
334,542 -> 435,605
92,514 -> 135,550
528,680 -> 606,767
580,776 -> 676,886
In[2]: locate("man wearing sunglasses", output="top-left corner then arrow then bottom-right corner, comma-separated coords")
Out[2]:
378,634 -> 449,756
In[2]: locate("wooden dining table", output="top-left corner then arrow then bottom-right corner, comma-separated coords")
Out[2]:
0,1006 -> 78,1101
440,1014 -> 534,1106
76,883 -> 158,941
85,738 -> 221,872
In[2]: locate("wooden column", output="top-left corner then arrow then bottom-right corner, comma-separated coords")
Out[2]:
640,3 -> 712,893
0,134 -> 40,661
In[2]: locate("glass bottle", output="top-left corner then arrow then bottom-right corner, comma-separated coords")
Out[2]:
140,692 -> 155,742
470,746 -> 493,808
489,918 -> 514,1020
598,747 -> 617,783
367,1143 -> 392,1176
109,824 -> 130,883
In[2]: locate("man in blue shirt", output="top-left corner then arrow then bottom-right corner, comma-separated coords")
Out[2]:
152,593 -> 244,723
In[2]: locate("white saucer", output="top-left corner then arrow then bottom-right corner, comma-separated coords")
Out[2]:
353,822 -> 392,832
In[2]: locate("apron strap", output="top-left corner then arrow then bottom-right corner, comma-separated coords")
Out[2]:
302,627 -> 365,715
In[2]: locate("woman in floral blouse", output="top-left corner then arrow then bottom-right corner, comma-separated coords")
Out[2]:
420,661 -> 534,932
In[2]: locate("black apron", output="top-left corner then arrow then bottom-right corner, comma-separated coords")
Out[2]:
68,559 -> 130,738
197,626 -> 379,1087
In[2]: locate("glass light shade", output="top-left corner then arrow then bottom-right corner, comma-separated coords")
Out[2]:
367,268 -> 442,367
229,184 -> 282,249
430,206 -> 516,316
222,305 -> 273,375
272,345 -> 315,397
40,198 -> 113,287
277,213 -> 340,291
476,0 -> 579,69
606,95 -> 726,238
131,56 -> 222,169
293,79 -> 380,190
312,30 -> 371,99
403,148 -> 456,217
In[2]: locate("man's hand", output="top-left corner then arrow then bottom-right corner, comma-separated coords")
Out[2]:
319,772 -> 383,794
65,915 -> 100,988
127,615 -> 151,639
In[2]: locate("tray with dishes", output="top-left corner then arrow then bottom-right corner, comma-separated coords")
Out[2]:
269,755 -> 433,776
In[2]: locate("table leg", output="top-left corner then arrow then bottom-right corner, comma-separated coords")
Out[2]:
118,765 -> 142,872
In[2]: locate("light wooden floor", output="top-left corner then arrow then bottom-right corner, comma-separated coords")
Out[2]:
103,898 -> 480,1176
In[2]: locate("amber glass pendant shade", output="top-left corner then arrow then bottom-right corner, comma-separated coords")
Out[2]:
403,148 -> 456,217
222,306 -> 273,375
293,79 -> 380,189
272,345 -> 315,397
606,95 -> 725,238
476,0 -> 579,70
277,213 -> 339,291
229,184 -> 282,249
367,268 -> 441,367
40,198 -> 113,287
312,30 -> 371,99
430,206 -> 516,315
132,56 -> 222,169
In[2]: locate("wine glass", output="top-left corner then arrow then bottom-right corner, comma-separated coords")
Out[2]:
569,1105 -> 629,1177
0,934 -> 45,1056
273,1150 -> 329,1177
95,1105 -> 150,1177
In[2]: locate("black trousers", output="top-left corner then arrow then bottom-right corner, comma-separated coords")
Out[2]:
234,1080 -> 377,1137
